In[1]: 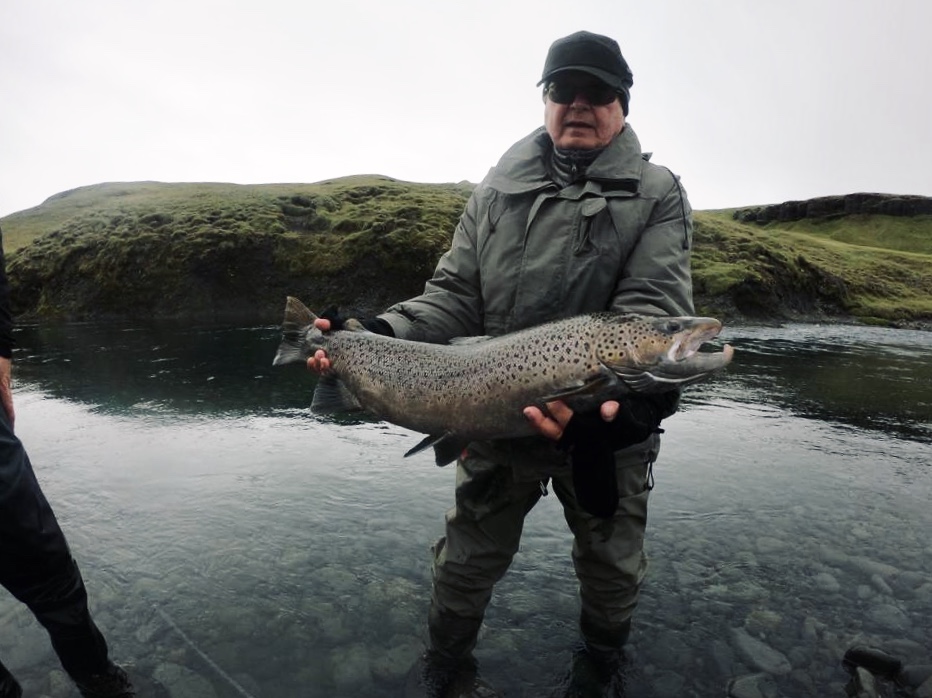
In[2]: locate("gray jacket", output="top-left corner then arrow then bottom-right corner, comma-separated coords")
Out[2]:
379,124 -> 694,343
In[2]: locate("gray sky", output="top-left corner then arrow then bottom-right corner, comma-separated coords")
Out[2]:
1,0 -> 930,217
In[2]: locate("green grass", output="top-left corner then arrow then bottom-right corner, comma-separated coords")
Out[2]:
692,210 -> 932,323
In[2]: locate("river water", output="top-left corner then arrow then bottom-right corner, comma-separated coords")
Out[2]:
1,321 -> 929,697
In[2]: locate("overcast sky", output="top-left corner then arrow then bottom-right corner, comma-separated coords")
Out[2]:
1,0 -> 930,217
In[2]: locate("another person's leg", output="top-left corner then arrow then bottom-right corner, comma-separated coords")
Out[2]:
0,412 -> 133,697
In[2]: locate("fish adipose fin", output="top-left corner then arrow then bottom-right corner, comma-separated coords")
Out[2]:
405,433 -> 468,467
311,375 -> 364,414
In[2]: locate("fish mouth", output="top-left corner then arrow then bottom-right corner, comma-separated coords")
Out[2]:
652,319 -> 734,385
660,343 -> 734,376
661,318 -> 734,374
667,318 -> 725,361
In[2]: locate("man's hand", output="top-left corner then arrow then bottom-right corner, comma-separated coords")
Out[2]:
305,318 -> 332,374
523,399 -> 620,441
0,356 -> 14,427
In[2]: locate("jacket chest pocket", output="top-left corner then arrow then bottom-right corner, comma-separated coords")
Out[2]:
574,197 -> 609,255
603,197 -> 647,262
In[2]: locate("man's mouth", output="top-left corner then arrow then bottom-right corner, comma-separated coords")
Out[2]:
564,121 -> 593,129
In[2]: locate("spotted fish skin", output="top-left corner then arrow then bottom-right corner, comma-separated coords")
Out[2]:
273,297 -> 734,463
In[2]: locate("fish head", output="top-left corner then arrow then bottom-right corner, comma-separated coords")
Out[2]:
596,314 -> 735,392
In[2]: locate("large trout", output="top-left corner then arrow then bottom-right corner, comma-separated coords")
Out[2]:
273,297 -> 734,465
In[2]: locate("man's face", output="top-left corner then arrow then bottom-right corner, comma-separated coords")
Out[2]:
543,71 -> 625,150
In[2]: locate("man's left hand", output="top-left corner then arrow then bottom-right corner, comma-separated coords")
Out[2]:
523,399 -> 620,441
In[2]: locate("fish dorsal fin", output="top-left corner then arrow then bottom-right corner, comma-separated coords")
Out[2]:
311,375 -> 364,413
404,433 -> 468,467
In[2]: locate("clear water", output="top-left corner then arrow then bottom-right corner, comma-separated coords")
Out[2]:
2,321 -> 930,697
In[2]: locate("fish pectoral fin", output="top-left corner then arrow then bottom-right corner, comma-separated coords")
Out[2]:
310,375 -> 364,413
538,374 -> 613,403
612,367 -> 659,392
404,433 -> 468,467
448,335 -> 494,345
614,366 -> 712,393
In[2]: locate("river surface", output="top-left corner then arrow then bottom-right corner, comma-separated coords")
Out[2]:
1,321 -> 929,698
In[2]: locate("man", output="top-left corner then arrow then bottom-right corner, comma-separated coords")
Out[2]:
310,30 -> 693,697
0,224 -> 135,698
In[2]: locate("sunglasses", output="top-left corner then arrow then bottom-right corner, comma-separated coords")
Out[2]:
545,81 -> 619,106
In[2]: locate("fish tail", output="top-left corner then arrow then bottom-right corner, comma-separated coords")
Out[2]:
272,297 -> 320,366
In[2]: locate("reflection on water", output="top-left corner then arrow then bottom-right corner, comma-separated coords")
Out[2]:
713,323 -> 932,442
2,321 -> 930,697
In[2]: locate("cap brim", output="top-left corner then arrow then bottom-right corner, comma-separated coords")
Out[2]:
536,65 -> 625,90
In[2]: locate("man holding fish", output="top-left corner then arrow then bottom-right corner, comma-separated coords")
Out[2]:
305,30 -> 705,698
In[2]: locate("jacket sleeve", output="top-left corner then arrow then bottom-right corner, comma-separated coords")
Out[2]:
377,190 -> 485,342
609,168 -> 695,317
0,225 -> 15,359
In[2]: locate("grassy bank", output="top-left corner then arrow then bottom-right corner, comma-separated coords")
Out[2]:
2,179 -> 930,327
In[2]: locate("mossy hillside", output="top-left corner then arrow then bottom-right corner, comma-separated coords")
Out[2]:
691,211 -> 932,325
2,180 -> 930,327
3,178 -> 472,321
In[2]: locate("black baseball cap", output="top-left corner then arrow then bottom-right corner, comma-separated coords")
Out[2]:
538,31 -> 634,114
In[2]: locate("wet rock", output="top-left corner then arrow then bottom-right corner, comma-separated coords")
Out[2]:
814,572 -> 841,593
47,669 -> 70,698
745,610 -> 782,635
801,616 -> 825,642
651,669 -> 685,697
866,603 -> 911,632
672,559 -> 706,587
330,643 -> 371,689
845,667 -> 880,698
916,675 -> 932,698
369,635 -> 422,683
754,537 -> 788,555
152,663 -> 217,698
870,574 -> 894,596
726,672 -> 780,698
883,638 -> 927,660
915,583 -> 932,605
710,640 -> 736,676
731,628 -> 792,675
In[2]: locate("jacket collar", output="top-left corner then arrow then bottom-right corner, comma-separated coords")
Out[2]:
482,124 -> 646,195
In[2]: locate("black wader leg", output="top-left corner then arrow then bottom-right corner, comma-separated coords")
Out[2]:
0,410 -> 111,682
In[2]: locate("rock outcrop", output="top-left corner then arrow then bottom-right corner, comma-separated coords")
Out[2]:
733,193 -> 932,224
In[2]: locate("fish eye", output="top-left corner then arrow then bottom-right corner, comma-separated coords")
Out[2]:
663,320 -> 683,333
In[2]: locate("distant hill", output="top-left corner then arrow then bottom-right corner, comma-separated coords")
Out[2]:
1,179 -> 930,329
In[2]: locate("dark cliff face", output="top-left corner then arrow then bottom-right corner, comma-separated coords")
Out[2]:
733,193 -> 932,224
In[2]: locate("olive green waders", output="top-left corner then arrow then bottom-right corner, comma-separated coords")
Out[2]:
427,433 -> 659,661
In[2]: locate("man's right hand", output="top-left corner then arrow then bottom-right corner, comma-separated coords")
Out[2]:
306,318 -> 332,374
